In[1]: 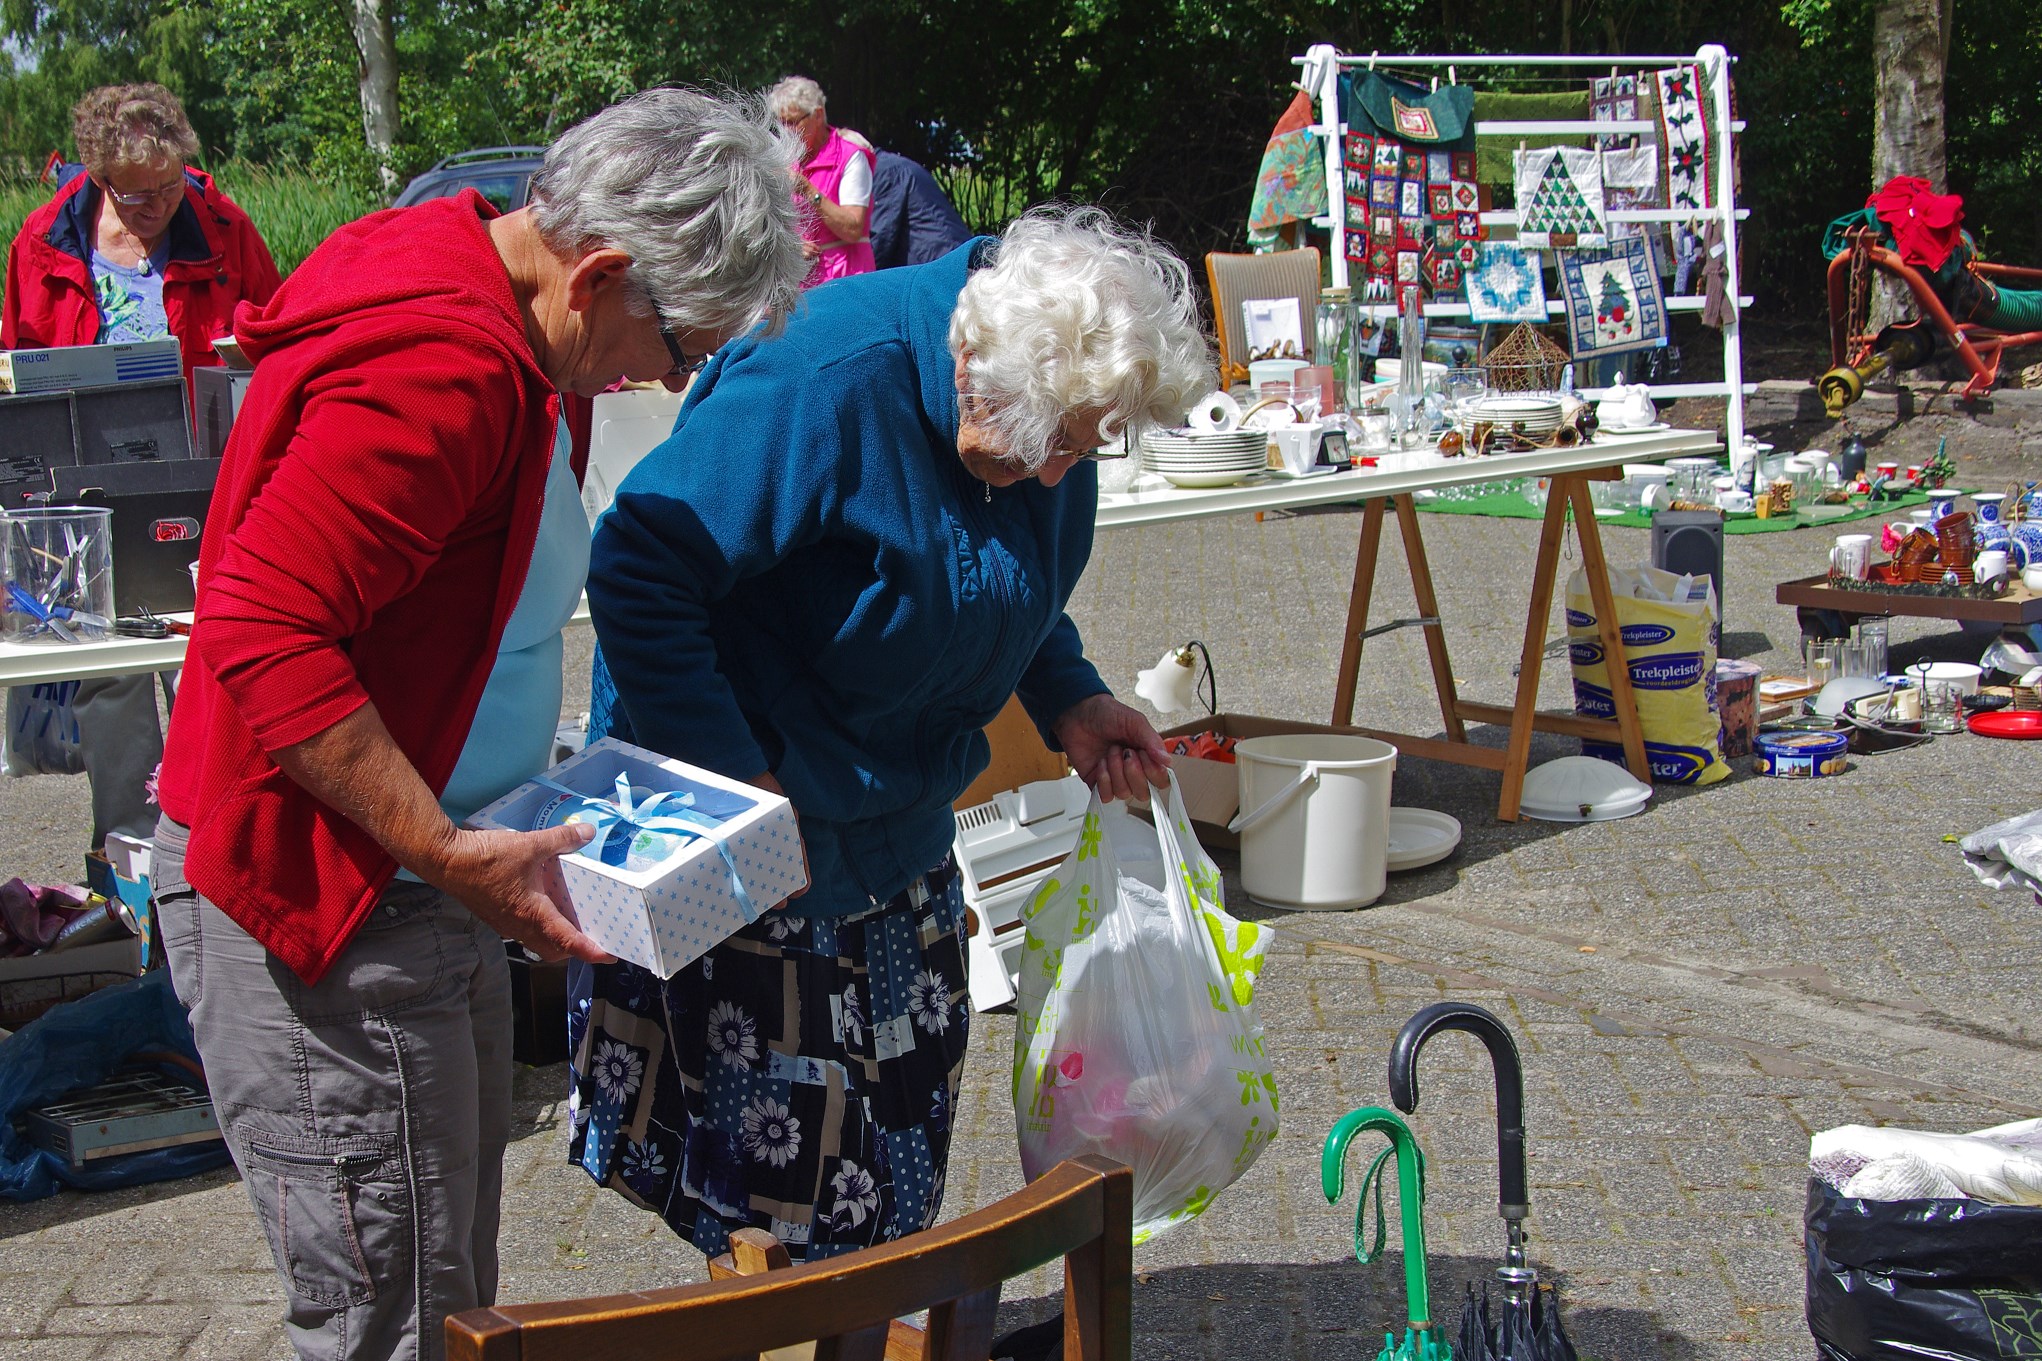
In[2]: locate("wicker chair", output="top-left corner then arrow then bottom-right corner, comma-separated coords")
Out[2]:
444,1157 -> 1133,1361
1206,248 -> 1322,388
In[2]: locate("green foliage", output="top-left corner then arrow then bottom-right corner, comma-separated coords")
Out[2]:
217,163 -> 385,275
0,0 -> 2033,316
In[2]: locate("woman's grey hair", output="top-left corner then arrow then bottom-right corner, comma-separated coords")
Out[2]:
73,83 -> 200,179
950,206 -> 1214,472
528,88 -> 807,337
765,76 -> 827,122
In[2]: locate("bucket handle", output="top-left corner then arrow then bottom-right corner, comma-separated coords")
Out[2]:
1227,761 -> 1322,836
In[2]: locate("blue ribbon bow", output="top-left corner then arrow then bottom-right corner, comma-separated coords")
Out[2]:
533,774 -> 757,919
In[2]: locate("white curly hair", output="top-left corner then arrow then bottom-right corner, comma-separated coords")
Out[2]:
949,206 -> 1213,471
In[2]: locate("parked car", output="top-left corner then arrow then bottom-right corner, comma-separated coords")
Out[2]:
393,146 -> 545,213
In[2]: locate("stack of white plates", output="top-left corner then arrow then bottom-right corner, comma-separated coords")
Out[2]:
1139,429 -> 1269,488
1461,395 -> 1565,439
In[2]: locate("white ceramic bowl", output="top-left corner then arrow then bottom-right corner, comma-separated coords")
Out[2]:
1917,661 -> 1982,695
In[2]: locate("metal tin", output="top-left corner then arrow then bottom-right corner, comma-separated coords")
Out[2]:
1752,730 -> 1849,778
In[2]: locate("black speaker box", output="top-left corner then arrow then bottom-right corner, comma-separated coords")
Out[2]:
51,458 -> 219,617
0,378 -> 194,509
1651,509 -> 1726,617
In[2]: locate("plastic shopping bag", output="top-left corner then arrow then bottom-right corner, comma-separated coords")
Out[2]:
4,681 -> 85,777
1805,1177 -> 2042,1360
1567,563 -> 1729,785
1012,773 -> 1277,1243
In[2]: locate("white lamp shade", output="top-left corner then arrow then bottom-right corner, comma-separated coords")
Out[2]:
1134,649 -> 1198,712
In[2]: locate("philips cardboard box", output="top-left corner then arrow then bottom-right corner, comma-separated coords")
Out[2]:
0,339 -> 182,394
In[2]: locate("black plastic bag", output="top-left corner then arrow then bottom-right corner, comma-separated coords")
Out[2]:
1805,1178 -> 2042,1360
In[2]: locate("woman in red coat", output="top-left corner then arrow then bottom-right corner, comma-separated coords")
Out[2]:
1,84 -> 281,856
2,82 -> 280,392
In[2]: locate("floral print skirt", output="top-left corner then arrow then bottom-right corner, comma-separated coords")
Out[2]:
565,858 -> 970,1260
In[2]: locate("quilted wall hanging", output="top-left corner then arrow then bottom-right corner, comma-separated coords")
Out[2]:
1558,237 -> 1668,359
1513,146 -> 1607,248
1466,243 -> 1550,324
1655,64 -> 1716,211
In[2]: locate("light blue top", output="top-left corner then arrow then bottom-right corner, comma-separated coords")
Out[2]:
400,420 -> 590,889
92,246 -> 171,343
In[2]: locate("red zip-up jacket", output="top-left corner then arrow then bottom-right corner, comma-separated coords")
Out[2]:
2,166 -> 281,389
157,192 -> 557,984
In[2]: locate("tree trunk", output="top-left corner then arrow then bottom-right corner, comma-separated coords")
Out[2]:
1870,0 -> 1948,328
346,0 -> 400,197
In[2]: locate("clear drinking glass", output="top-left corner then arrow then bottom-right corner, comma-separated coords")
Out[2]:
1289,382 -> 1323,425
1805,637 -> 1844,689
1856,618 -> 1889,679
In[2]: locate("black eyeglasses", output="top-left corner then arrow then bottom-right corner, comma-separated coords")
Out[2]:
1059,427 -> 1133,462
660,328 -> 712,379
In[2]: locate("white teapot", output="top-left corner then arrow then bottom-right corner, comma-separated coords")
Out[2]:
1596,375 -> 1656,431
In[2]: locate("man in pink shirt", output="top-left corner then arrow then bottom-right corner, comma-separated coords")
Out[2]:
767,76 -> 876,287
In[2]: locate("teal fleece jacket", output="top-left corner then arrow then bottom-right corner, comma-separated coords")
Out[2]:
587,240 -> 1107,918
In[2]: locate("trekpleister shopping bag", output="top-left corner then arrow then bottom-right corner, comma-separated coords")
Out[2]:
1567,563 -> 1729,785
1012,773 -> 1276,1243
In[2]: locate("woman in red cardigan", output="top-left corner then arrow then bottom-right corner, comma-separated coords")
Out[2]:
148,90 -> 807,1361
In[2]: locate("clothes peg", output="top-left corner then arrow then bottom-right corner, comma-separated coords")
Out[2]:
1368,50 -> 1379,71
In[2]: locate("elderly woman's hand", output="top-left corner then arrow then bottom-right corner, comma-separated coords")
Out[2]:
424,824 -> 617,963
1052,693 -> 1171,803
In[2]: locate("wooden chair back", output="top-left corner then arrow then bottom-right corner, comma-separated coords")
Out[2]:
444,1156 -> 1133,1361
1205,247 -> 1323,387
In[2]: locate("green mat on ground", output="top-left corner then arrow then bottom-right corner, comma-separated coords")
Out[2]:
1413,486 -> 1949,533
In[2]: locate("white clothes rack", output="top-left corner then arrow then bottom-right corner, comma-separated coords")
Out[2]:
1294,44 -> 1749,452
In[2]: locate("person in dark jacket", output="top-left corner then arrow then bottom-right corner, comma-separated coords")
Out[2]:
868,150 -> 971,269
569,206 -> 1212,1262
2,82 -> 281,392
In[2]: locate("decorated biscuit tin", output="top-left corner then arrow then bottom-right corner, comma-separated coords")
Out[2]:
1752,730 -> 1849,778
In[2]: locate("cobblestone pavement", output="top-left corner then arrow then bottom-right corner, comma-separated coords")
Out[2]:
4,473 -> 2039,1360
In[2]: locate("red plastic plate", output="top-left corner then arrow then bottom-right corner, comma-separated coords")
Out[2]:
1966,710 -> 2042,739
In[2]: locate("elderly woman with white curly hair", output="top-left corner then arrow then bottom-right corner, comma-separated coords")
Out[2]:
148,88 -> 806,1361
571,205 -> 1212,1258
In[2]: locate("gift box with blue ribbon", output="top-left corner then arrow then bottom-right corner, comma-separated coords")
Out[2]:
468,737 -> 808,977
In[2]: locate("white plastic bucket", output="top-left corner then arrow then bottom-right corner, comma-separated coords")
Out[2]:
1228,734 -> 1397,910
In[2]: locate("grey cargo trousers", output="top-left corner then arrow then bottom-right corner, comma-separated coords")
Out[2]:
154,816 -> 513,1361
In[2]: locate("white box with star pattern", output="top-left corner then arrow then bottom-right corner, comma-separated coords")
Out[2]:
468,737 -> 808,977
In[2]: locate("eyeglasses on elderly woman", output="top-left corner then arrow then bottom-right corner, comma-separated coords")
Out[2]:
100,172 -> 187,208
660,327 -> 714,380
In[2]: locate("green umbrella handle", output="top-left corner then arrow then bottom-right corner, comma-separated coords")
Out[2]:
1322,1107 -> 1433,1334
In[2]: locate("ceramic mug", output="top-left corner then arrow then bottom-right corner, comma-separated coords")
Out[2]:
1975,550 -> 2010,584
1830,533 -> 1873,582
1717,489 -> 1753,513
2025,563 -> 2042,593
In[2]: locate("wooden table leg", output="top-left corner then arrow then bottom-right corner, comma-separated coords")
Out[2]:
1331,497 -> 1387,727
1496,480 -> 1575,821
1565,475 -> 1653,782
1392,494 -> 1467,742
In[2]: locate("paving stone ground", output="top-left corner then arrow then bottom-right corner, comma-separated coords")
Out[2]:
4,467 -> 2038,1360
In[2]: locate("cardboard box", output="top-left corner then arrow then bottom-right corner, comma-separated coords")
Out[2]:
1159,713 -> 1359,850
469,737 -> 808,978
0,340 -> 182,394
